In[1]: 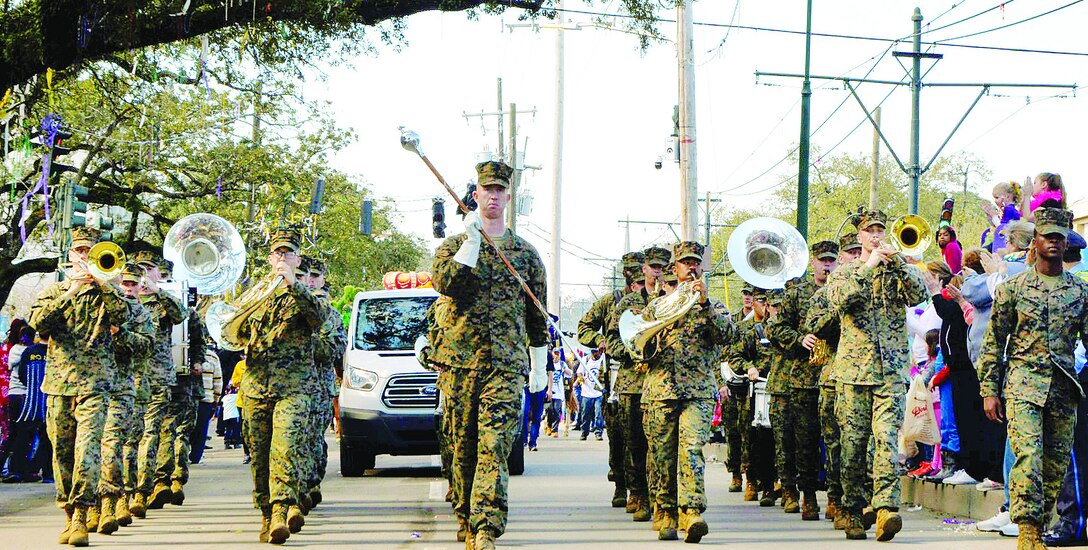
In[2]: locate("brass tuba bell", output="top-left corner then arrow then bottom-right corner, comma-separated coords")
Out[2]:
85,242 -> 126,282
888,214 -> 932,257
163,213 -> 247,295
726,217 -> 809,289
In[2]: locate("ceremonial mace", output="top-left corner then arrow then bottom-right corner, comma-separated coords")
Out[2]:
399,127 -> 586,365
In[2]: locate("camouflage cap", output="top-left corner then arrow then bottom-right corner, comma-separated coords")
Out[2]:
622,251 -> 646,270
811,240 -> 839,260
766,288 -> 785,306
856,210 -> 888,231
742,283 -> 755,295
309,258 -> 327,276
673,241 -> 705,263
131,250 -> 162,268
159,258 -> 174,276
839,232 -> 862,251
121,262 -> 145,284
269,228 -> 301,252
642,246 -> 672,267
70,227 -> 102,249
476,160 -> 514,188
1035,207 -> 1073,237
298,255 -> 313,274
630,268 -> 646,284
661,262 -> 678,284
749,286 -> 767,298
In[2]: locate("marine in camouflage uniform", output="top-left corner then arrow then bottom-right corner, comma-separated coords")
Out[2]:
29,227 -> 131,546
302,258 -> 347,508
765,240 -> 839,520
96,263 -> 156,533
825,210 -> 927,541
132,250 -> 186,515
642,242 -> 733,543
721,284 -> 755,494
577,251 -> 644,509
605,245 -> 672,523
431,161 -> 549,550
977,207 -> 1088,549
154,303 -> 206,506
424,296 -> 459,514
119,267 -> 157,524
238,228 -> 325,544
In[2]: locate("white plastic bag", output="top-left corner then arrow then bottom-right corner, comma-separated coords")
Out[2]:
902,375 -> 940,445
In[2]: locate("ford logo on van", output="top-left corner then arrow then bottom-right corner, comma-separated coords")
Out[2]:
420,384 -> 438,396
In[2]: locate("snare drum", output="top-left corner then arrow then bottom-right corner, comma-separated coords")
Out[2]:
751,381 -> 771,429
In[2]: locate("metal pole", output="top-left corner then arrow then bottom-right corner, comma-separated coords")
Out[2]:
497,78 -> 504,160
869,106 -> 881,209
624,216 -> 631,252
549,7 -> 565,315
909,8 -> 923,215
678,0 -> 698,241
507,102 -> 517,231
796,0 -> 812,239
704,191 -> 712,247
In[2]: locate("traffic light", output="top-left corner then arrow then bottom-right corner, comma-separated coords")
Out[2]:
87,210 -> 114,241
70,184 -> 89,228
359,199 -> 373,236
432,198 -> 446,239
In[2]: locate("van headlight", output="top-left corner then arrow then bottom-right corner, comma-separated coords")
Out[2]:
347,367 -> 379,391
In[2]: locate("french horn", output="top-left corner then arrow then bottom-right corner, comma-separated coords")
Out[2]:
726,217 -> 809,290
618,280 -> 701,361
204,275 -> 284,352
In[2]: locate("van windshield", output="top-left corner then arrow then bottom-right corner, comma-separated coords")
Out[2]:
354,296 -> 437,351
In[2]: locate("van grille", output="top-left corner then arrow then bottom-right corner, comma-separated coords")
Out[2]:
381,373 -> 440,409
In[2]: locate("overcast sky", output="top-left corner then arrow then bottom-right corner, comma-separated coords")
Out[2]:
304,0 -> 1088,306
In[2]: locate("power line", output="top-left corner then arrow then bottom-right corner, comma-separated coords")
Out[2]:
935,0 -> 1083,43
922,0 -> 1016,36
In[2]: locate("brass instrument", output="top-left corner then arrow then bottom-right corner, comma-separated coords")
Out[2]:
205,275 -> 284,352
888,214 -> 932,257
809,337 -> 831,366
85,242 -> 126,282
726,217 -> 809,289
618,279 -> 701,361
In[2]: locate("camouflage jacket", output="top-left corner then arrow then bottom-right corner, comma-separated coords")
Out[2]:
30,279 -> 130,396
113,296 -> 156,398
423,296 -> 451,369
977,268 -> 1088,407
642,297 -> 733,401
766,277 -> 823,389
825,257 -> 927,387
313,289 -> 348,398
238,281 -> 325,399
139,290 -> 186,388
431,231 -> 549,373
606,288 -> 663,394
578,289 -> 625,350
802,284 -> 841,387
723,308 -> 762,377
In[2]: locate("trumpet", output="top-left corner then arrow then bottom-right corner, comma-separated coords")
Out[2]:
80,242 -> 126,282
887,215 -> 931,257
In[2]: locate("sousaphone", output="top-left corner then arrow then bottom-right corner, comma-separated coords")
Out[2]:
727,217 -> 809,289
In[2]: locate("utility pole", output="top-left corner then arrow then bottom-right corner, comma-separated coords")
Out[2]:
549,3 -> 565,316
907,8 -> 922,215
497,79 -> 504,159
507,103 -> 518,231
869,106 -> 881,209
700,193 -> 722,247
677,0 -> 698,241
248,82 -> 262,222
622,216 -> 631,252
796,0 -> 813,238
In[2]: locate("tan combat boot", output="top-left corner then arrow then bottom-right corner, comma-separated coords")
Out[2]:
456,517 -> 469,542
801,491 -> 821,521
268,503 -> 290,544
652,505 -> 665,531
68,505 -> 90,547
115,493 -> 132,526
744,480 -> 758,502
783,488 -> 800,514
473,528 -> 496,550
170,479 -> 185,505
58,506 -> 74,544
97,495 -> 119,534
147,482 -> 172,509
729,476 -> 743,493
85,501 -> 100,531
833,508 -> 850,530
625,494 -> 638,513
287,504 -> 305,533
825,499 -> 840,521
658,509 -> 679,541
680,508 -> 709,543
875,508 -> 902,542
632,494 -> 651,522
844,511 -> 867,540
299,491 -> 313,515
129,492 -> 147,518
862,506 -> 877,530
1018,522 -> 1046,550
259,507 -> 272,543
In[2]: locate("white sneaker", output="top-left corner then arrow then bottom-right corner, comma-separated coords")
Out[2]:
975,478 -> 1004,492
976,510 -> 1010,532
943,469 -> 980,485
999,522 -> 1020,537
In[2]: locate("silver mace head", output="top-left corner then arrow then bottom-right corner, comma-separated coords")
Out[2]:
398,126 -> 423,157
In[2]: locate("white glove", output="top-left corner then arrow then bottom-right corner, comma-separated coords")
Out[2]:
528,346 -> 548,393
453,212 -> 484,268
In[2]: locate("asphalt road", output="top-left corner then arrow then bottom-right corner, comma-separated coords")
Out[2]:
0,432 -> 1018,549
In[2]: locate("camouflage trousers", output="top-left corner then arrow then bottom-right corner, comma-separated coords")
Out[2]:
302,392 -> 333,491
445,367 -> 524,538
123,400 -> 147,494
155,391 -> 197,485
770,393 -> 797,490
779,388 -> 821,492
136,386 -> 171,494
603,398 -> 626,492
837,383 -> 904,513
619,393 -> 649,496
645,398 -> 714,513
46,393 -> 107,509
436,370 -> 454,489
819,385 -> 842,503
1007,372 -> 1078,526
99,393 -> 137,497
243,394 -> 311,508
723,388 -> 750,477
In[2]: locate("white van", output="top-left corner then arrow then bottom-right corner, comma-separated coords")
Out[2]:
339,287 -> 440,476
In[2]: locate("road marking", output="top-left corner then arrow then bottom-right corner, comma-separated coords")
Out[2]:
429,481 -> 445,500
